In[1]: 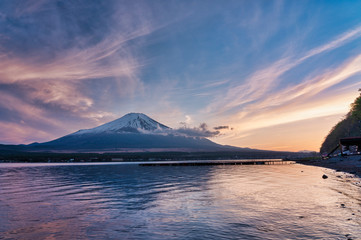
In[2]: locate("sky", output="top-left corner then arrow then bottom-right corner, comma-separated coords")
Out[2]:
1,0 -> 361,151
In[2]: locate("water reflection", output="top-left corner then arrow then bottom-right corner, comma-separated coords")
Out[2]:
0,163 -> 360,239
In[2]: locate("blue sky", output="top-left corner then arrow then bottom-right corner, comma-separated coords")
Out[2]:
1,0 -> 361,151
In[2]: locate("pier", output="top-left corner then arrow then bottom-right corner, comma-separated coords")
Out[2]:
139,159 -> 295,166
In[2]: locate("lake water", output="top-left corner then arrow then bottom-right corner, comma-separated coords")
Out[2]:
0,162 -> 360,239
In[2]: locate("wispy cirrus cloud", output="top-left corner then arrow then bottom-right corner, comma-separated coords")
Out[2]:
300,24 -> 361,62
205,23 -> 361,150
0,91 -> 67,143
0,0 -> 163,143
207,24 -> 361,117
252,54 -> 361,114
0,121 -> 53,144
0,30 -> 146,115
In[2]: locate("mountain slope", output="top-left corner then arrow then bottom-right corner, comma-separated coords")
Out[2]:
31,113 -> 236,152
320,92 -> 361,154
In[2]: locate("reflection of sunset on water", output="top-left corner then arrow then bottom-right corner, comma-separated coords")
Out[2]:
3,163 -> 359,239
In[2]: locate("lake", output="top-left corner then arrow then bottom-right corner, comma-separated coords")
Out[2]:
0,162 -> 360,239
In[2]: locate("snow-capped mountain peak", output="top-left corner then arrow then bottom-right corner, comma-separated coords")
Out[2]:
72,113 -> 170,135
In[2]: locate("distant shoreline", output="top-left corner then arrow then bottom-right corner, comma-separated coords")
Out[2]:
0,150 -> 316,163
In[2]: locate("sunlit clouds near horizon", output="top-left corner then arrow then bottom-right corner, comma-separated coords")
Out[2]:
1,0 -> 361,151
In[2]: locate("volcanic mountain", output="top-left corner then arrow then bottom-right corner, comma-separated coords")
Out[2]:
72,113 -> 170,135
29,113 -> 237,152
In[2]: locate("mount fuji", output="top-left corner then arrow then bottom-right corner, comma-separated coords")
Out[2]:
29,113 -> 238,152
71,113 -> 170,135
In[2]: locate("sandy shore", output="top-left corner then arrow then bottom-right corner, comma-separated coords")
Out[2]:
296,155 -> 361,178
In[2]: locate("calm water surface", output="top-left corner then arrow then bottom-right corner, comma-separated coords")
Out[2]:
0,162 -> 360,239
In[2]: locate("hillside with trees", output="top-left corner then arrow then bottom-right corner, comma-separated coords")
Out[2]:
320,90 -> 361,154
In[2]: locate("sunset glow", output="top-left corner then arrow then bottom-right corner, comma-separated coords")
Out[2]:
1,1 -> 361,151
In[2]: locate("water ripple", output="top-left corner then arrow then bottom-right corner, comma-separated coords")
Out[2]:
0,163 -> 360,239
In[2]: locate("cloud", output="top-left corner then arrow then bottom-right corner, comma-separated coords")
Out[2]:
204,23 -> 361,151
212,55 -> 361,151
219,114 -> 347,152
0,121 -> 53,144
0,1 -> 166,143
242,53 -> 361,126
300,24 -> 361,62
220,55 -> 361,136
206,23 -> 361,117
214,126 -> 229,130
209,58 -> 292,114
175,123 -> 220,138
0,90 -> 72,143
